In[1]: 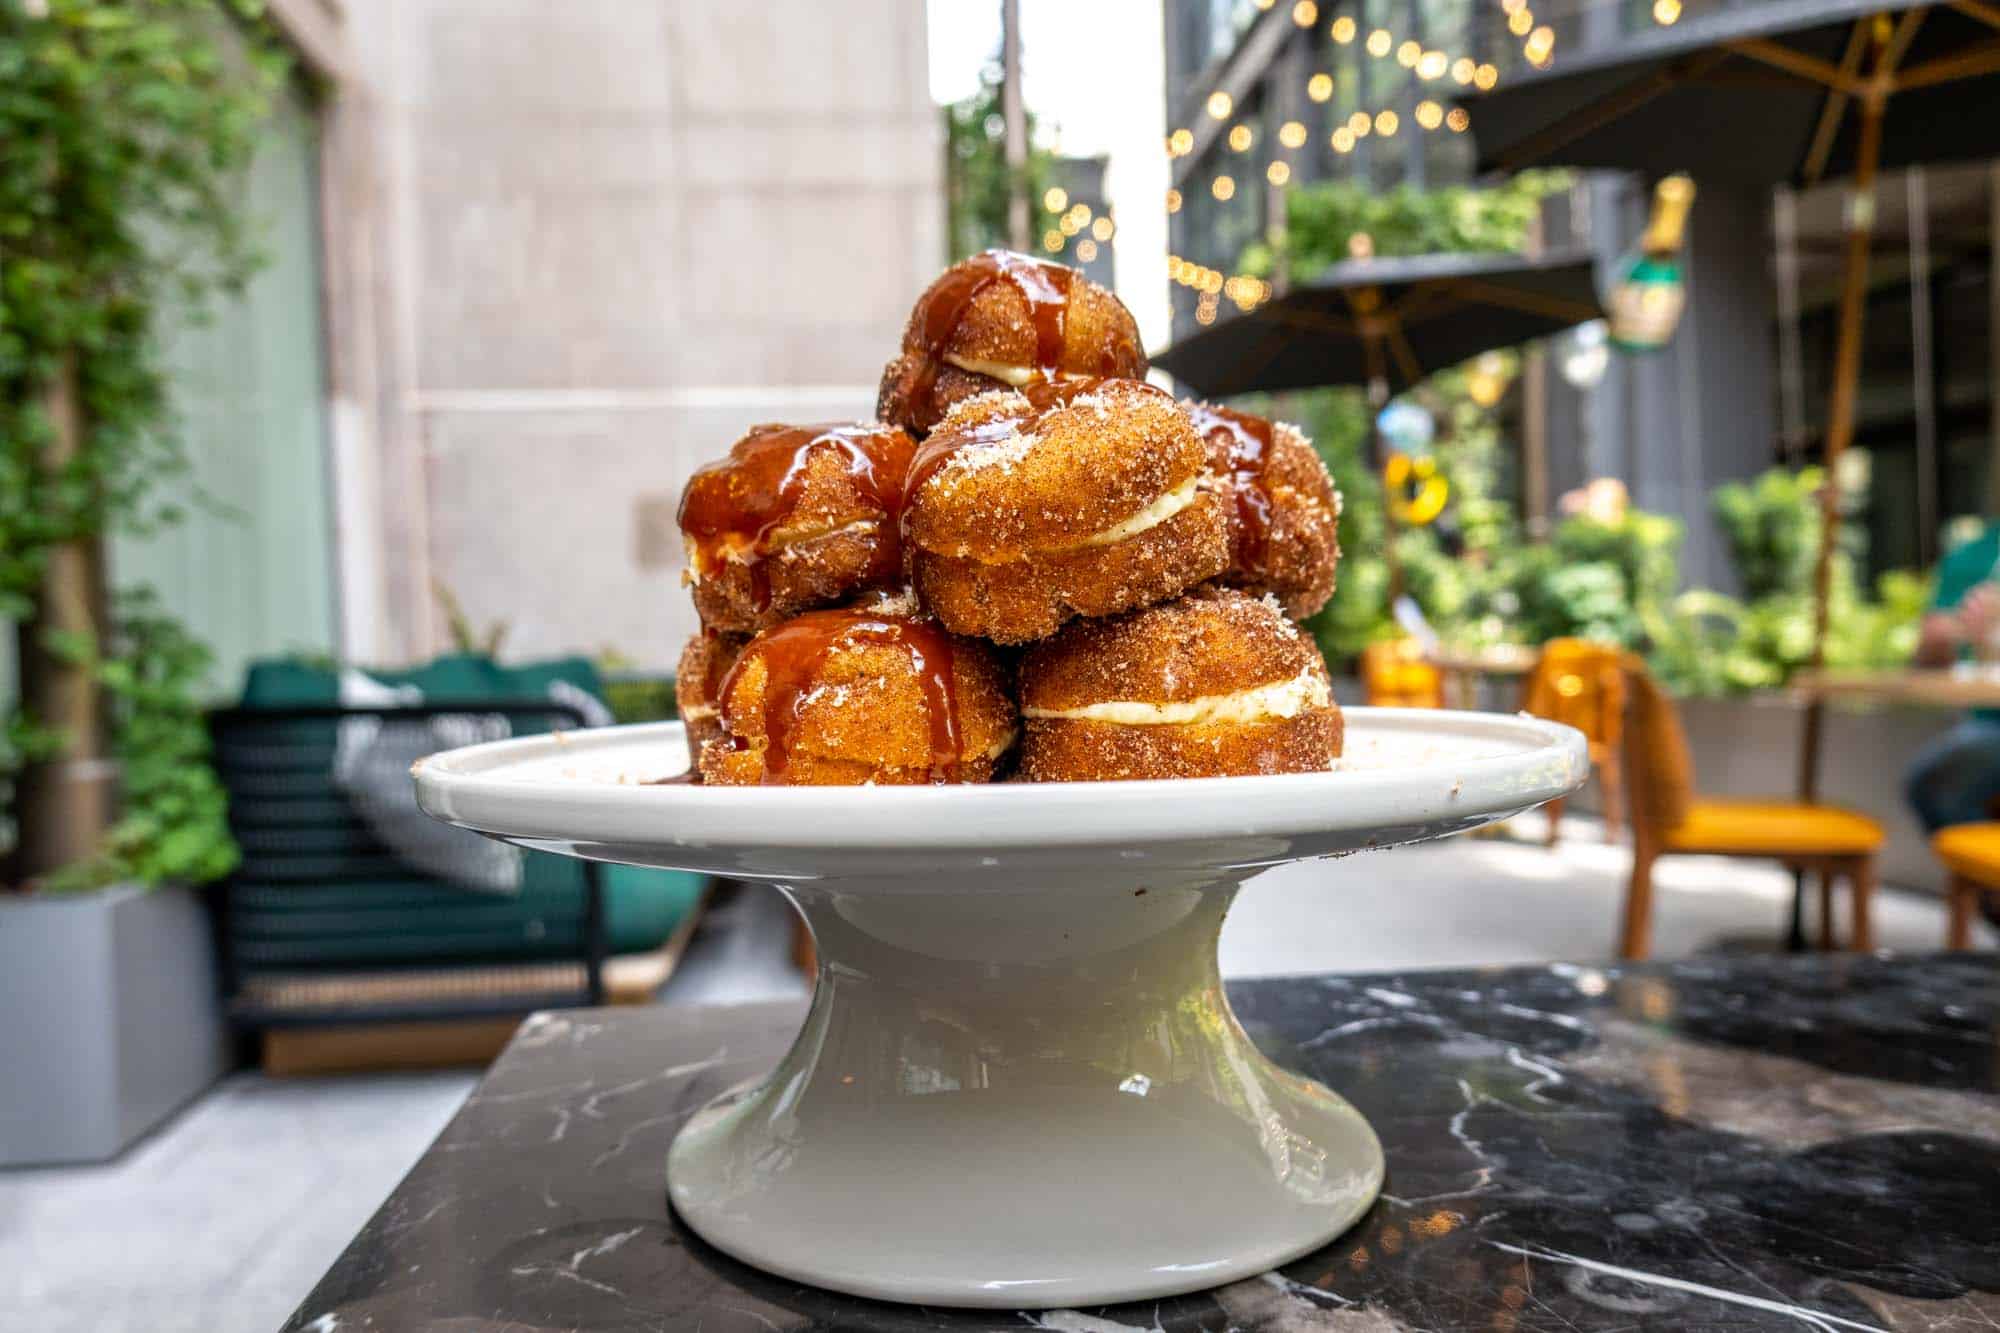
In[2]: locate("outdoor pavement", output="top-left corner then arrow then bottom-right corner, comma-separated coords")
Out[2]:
3,818 -> 1989,1333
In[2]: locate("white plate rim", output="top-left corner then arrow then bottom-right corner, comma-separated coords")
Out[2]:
412,707 -> 1588,853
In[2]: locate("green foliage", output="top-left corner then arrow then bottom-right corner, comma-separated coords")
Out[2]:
1240,171 -> 1569,279
943,64 -> 1056,261
1644,469 -> 1928,697
1,1 -> 288,888
1241,172 -> 1570,663
1711,466 -> 1823,600
1504,508 -> 1683,647
40,590 -> 238,893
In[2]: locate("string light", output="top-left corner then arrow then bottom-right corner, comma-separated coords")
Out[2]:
1075,238 -> 1099,262
1524,24 -> 1555,65
1068,201 -> 1092,225
1042,229 -> 1064,253
1162,13 -> 1504,229
1043,187 -> 1067,212
1501,0 -> 1527,12
1059,213 -> 1081,236
1653,0 -> 1681,22
1508,8 -> 1534,36
1091,215 -> 1114,242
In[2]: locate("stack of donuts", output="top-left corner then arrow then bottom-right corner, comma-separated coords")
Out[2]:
674,250 -> 1344,785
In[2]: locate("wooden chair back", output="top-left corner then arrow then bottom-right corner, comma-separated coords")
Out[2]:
1618,657 -> 1696,834
1360,638 -> 1444,709
1522,638 -> 1627,752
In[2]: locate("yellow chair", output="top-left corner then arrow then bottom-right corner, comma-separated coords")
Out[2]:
1619,661 -> 1883,960
1929,823 -> 2000,948
1521,638 -> 1627,846
1360,638 -> 1444,709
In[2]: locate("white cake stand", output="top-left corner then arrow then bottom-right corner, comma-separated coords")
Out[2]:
414,707 -> 1586,1310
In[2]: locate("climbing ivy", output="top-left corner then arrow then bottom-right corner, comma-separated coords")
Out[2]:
1,0 -> 288,888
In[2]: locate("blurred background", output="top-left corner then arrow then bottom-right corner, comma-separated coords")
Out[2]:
5,0 -> 2000,1328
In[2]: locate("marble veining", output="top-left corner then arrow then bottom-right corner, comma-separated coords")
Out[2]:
284,953 -> 1999,1332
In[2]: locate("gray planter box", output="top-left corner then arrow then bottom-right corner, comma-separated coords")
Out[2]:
0,883 -> 230,1166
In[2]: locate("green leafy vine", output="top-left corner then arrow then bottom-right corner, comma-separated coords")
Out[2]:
2,0 -> 288,890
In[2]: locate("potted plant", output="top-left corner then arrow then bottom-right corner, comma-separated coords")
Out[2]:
0,1 -> 285,1164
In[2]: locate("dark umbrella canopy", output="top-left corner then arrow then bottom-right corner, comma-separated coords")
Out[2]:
1153,250 -> 1602,398
1465,0 -> 2000,186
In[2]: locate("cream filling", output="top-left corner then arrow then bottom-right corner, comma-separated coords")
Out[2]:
942,353 -> 1092,387
1073,475 -> 1200,548
1022,671 -> 1330,726
687,519 -> 878,582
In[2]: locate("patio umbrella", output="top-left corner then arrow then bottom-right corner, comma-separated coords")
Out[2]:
1153,249 -> 1603,399
1461,0 -> 2000,802
1155,247 -> 1603,610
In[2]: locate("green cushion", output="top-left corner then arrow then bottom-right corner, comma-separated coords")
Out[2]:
221,654 -> 705,969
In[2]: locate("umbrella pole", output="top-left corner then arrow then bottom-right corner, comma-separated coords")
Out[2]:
1796,96 -> 1884,805
1789,96 -> 1882,954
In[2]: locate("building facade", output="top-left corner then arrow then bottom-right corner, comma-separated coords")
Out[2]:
1159,0 -> 1995,588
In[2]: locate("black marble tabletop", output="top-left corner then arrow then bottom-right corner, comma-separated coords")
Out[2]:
285,953 -> 2000,1332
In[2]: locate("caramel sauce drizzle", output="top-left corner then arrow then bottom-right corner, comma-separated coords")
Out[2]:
1185,402 -> 1277,579
677,423 -> 915,611
907,249 -> 1079,427
717,608 -> 962,784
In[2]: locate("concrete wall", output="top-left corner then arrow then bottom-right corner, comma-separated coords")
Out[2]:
326,0 -> 941,666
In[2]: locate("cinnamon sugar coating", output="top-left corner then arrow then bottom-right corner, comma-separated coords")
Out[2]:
1187,406 -> 1342,619
675,631 -> 747,767
1016,587 -> 1343,781
698,609 -> 1017,787
902,382 -> 1229,643
679,422 -> 915,634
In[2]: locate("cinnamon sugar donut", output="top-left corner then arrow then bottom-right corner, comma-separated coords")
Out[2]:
1184,403 -> 1341,619
675,631 -> 747,769
877,250 -> 1146,437
1016,587 -> 1342,781
901,379 -> 1229,644
678,422 -> 916,634
699,604 -> 1017,786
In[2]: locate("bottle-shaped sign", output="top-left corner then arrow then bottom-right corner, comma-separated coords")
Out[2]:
1606,174 -> 1695,352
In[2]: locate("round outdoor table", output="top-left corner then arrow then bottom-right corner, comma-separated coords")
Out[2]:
1425,643 -> 1537,709
1786,668 -> 2000,949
